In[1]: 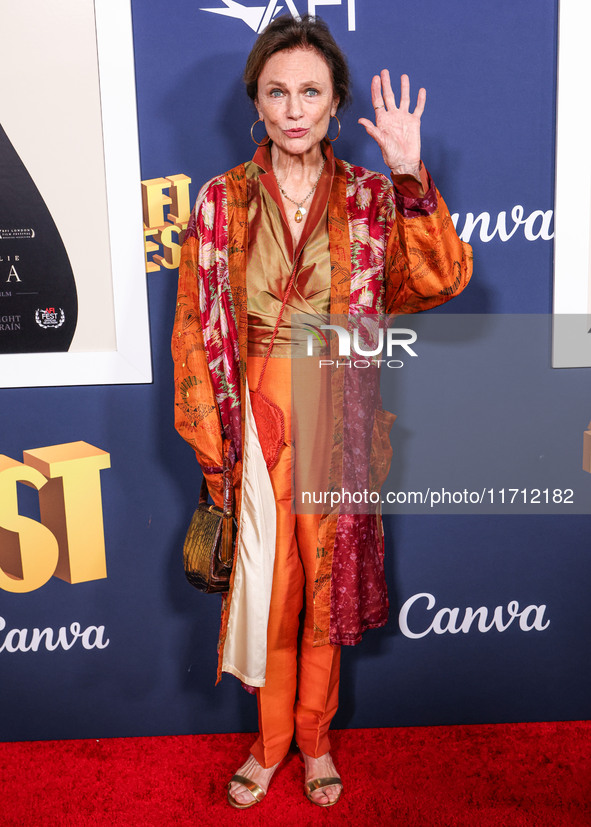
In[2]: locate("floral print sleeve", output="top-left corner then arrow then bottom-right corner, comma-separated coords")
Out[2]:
383,167 -> 473,314
171,183 -> 226,508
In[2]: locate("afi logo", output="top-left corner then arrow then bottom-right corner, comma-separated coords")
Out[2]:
200,0 -> 357,33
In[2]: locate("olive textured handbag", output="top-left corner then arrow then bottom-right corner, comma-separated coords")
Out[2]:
183,456 -> 236,594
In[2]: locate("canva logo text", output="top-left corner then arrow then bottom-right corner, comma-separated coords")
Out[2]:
0,617 -> 109,653
399,592 -> 550,638
452,205 -> 553,243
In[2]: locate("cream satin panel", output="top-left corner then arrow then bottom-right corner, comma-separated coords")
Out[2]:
222,377 -> 277,686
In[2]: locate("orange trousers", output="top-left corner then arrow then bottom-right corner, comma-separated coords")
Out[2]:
247,355 -> 341,768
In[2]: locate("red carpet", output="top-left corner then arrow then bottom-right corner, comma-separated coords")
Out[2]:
1,722 -> 590,826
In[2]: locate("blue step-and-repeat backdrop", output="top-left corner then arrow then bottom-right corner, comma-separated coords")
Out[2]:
3,0 -> 590,742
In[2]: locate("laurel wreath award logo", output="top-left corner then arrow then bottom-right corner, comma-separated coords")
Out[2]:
35,307 -> 65,329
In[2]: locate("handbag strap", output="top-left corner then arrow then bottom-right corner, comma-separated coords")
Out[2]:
199,475 -> 211,504
199,456 -> 234,566
220,451 -> 234,565
255,249 -> 303,394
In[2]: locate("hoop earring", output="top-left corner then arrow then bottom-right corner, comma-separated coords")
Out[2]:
250,118 -> 270,146
327,114 -> 341,142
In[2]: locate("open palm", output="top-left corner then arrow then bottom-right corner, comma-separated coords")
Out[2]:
358,71 -> 425,176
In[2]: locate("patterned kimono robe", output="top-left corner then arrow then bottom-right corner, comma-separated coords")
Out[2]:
172,145 -> 473,684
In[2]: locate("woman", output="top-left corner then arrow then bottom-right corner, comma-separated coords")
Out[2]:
172,14 -> 472,808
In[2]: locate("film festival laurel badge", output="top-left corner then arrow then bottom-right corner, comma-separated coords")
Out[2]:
0,124 -> 77,353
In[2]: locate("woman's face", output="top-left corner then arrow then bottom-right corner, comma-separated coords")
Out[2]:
255,47 -> 339,159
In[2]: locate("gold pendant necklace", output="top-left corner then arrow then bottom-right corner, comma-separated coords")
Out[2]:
274,157 -> 326,223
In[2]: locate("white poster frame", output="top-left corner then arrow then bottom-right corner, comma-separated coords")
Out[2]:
552,0 -> 591,366
1,0 -> 151,388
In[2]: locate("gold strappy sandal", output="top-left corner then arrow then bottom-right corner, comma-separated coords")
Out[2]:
227,774 -> 266,809
305,776 -> 343,807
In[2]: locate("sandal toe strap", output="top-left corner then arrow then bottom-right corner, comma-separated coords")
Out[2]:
306,776 -> 343,793
229,774 -> 265,802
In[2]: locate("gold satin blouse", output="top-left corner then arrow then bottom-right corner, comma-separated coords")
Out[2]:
246,143 -> 334,357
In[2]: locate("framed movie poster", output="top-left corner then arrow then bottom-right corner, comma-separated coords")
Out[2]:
553,0 -> 591,367
0,0 -> 151,387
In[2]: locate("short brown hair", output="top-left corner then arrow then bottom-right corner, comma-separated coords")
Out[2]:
244,14 -> 351,110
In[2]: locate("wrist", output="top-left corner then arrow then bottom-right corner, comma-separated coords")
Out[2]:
389,161 -> 421,179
